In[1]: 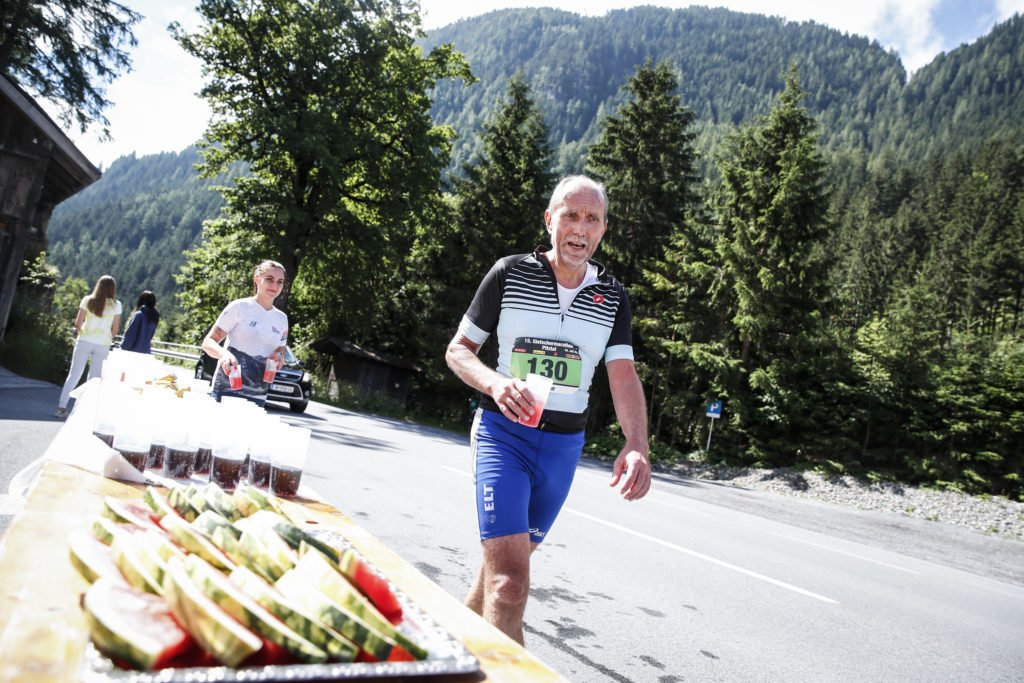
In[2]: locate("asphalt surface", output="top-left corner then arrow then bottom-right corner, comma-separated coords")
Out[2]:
283,400 -> 1024,682
2,368 -> 1023,681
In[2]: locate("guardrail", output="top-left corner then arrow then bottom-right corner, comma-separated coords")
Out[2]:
114,337 -> 203,364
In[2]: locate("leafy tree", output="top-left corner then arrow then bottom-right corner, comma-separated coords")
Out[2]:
171,0 -> 472,342
0,0 -> 140,134
583,59 -> 703,441
712,66 -> 835,462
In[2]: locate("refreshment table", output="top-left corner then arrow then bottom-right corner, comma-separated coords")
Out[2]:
0,461 -> 564,682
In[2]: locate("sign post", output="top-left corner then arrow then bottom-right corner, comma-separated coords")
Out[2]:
705,399 -> 723,454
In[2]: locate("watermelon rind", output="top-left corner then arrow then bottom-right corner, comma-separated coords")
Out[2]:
293,547 -> 426,659
82,578 -> 193,670
201,483 -> 242,522
143,487 -> 179,521
237,529 -> 288,582
69,531 -> 123,584
235,517 -> 297,574
166,486 -> 199,521
230,566 -> 358,662
160,512 -> 235,571
245,509 -> 340,563
183,555 -> 328,663
276,570 -> 395,661
162,557 -> 262,667
111,534 -> 163,595
192,509 -> 241,540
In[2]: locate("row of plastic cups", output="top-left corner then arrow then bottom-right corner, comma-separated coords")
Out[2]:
92,383 -> 310,495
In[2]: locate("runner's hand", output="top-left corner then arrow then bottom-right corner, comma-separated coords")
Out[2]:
492,377 -> 536,422
610,445 -> 652,501
220,353 -> 238,376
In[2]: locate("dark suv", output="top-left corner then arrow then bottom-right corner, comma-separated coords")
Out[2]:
195,345 -> 312,413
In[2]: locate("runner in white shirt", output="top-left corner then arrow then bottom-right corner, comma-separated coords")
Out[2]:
56,274 -> 122,416
201,260 -> 289,406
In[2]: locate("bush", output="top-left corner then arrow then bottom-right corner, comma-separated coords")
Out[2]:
0,253 -> 87,384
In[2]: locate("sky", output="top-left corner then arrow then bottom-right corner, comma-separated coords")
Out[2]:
45,0 -> 1024,169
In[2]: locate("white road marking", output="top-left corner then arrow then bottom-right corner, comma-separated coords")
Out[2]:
566,507 -> 839,604
443,465 -> 838,604
771,531 -> 920,574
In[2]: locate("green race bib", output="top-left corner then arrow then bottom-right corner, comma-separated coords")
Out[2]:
510,337 -> 582,393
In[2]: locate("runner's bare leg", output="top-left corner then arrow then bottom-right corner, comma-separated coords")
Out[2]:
465,534 -> 537,644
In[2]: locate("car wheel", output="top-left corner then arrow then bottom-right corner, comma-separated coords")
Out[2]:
289,399 -> 308,414
194,364 -> 203,380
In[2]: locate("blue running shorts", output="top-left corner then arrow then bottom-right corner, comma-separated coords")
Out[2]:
470,408 -> 585,544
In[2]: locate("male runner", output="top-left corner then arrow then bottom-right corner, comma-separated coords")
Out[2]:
445,175 -> 652,644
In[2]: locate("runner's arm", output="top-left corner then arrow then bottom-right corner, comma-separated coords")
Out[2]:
606,358 -> 652,501
446,334 -> 534,422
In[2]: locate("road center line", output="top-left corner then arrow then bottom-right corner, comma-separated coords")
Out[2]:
565,507 -> 839,604
443,465 -> 838,604
770,531 -> 920,574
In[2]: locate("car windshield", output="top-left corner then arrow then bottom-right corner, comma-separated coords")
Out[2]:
283,346 -> 299,365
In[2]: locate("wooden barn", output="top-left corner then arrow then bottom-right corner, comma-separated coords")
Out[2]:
310,337 -> 420,406
0,75 -> 100,338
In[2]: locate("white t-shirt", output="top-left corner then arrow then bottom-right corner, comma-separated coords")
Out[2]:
214,297 -> 288,358
78,296 -> 122,345
556,263 -> 600,314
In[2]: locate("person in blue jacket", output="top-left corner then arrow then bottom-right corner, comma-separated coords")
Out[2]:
120,290 -> 160,354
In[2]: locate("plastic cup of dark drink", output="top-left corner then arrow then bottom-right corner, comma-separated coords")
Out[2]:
270,426 -> 310,498
263,357 -> 279,384
193,446 -> 213,477
113,421 -> 151,474
518,373 -> 554,429
163,447 -> 196,479
248,455 -> 272,489
211,434 -> 246,491
146,443 -> 166,470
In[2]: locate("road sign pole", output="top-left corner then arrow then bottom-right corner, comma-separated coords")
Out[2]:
706,416 -> 715,454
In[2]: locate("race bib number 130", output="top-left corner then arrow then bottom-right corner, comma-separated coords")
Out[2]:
510,337 -> 582,393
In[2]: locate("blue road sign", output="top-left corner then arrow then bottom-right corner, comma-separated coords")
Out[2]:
706,400 -> 723,418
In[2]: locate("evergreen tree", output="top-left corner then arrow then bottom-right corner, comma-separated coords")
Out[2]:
398,76 -> 556,421
583,59 -> 703,444
713,66 -> 835,462
453,75 -> 556,282
585,59 -> 699,291
0,0 -> 140,134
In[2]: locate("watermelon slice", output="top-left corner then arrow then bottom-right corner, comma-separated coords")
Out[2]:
229,566 -> 359,662
68,531 -> 124,584
82,578 -> 196,670
159,512 -> 236,571
111,533 -> 164,595
183,555 -> 328,663
276,569 -> 397,661
293,547 -> 424,658
103,497 -> 162,530
338,548 -> 403,624
162,557 -> 262,667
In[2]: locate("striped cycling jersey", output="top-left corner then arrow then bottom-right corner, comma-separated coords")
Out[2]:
457,246 -> 634,432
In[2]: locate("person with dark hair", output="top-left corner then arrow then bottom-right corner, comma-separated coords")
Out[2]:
56,275 -> 122,417
120,290 -> 160,354
201,260 -> 288,407
446,175 -> 651,644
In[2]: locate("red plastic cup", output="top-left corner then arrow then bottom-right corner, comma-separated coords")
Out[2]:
518,373 -> 554,429
228,363 -> 242,391
263,357 -> 278,383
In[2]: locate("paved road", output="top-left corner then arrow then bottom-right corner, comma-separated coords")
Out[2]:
282,401 -> 1024,683
3,371 -> 1023,681
0,368 -> 65,535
